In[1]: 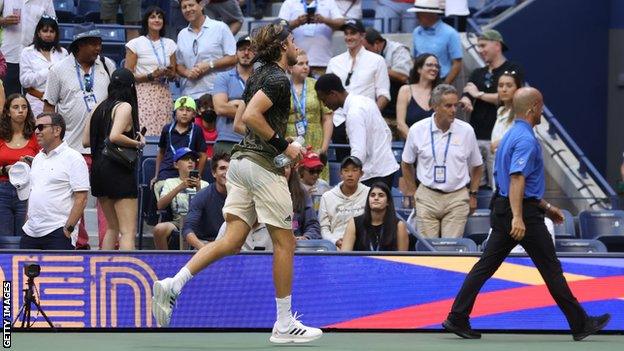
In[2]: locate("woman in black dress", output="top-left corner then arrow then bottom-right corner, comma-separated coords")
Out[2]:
83,68 -> 145,250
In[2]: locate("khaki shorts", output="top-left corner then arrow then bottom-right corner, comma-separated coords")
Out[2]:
223,158 -> 293,229
100,0 -> 141,22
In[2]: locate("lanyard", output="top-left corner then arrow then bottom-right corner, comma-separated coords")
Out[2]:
301,0 -> 316,12
148,36 -> 168,67
168,122 -> 196,155
234,69 -> 246,91
430,120 -> 452,166
290,79 -> 307,121
369,226 -> 382,251
75,60 -> 94,93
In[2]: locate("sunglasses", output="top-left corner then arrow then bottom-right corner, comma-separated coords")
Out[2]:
193,39 -> 198,56
84,73 -> 93,92
503,70 -> 517,76
484,71 -> 493,89
307,168 -> 322,175
424,62 -> 440,69
345,71 -> 353,86
41,14 -> 57,21
35,124 -> 55,131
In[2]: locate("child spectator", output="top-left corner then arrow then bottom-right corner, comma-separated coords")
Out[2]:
298,148 -> 331,211
195,94 -> 218,158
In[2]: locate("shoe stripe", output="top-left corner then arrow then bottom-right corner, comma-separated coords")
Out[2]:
300,329 -> 306,335
289,328 -> 298,335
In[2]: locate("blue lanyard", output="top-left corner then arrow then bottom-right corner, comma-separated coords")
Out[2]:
301,0 -> 315,12
234,69 -> 246,91
430,120 -> 452,166
168,122 -> 196,155
290,79 -> 307,121
147,36 -> 167,67
75,60 -> 94,93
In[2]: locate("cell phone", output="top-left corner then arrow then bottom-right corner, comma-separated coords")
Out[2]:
189,170 -> 199,179
140,126 -> 147,136
306,6 -> 316,16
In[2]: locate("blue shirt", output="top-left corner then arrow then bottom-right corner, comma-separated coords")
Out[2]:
182,183 -> 226,241
213,68 -> 246,143
412,20 -> 462,78
494,120 -> 545,199
157,122 -> 207,181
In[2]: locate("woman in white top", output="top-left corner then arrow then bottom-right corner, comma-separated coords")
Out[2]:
125,6 -> 177,136
490,71 -> 523,154
19,16 -> 68,117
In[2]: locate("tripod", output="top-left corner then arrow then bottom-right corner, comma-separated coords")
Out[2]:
12,276 -> 54,329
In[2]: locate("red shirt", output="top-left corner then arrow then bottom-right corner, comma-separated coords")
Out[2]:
195,117 -> 218,158
0,134 -> 41,181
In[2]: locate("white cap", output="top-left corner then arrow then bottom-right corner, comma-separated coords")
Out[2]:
407,0 -> 445,13
9,161 -> 31,201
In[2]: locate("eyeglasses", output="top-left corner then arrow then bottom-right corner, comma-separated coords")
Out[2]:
192,39 -> 198,56
35,124 -> 55,132
503,70 -> 517,76
484,71 -> 493,89
345,71 -> 353,86
424,62 -> 440,69
84,73 -> 93,92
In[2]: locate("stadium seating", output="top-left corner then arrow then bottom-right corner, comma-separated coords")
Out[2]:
555,239 -> 607,253
0,236 -> 22,249
54,0 -> 77,23
138,158 -> 157,249
328,162 -> 341,186
463,209 -> 490,245
553,209 -> 576,239
579,210 -> 624,251
416,238 -> 478,252
295,239 -> 337,252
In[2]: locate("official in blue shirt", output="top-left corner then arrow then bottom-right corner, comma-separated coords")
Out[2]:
443,88 -> 611,341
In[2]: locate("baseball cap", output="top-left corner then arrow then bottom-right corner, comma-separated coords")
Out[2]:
174,96 -> 197,111
173,147 -> 199,162
9,162 -> 31,201
110,68 -> 135,87
340,156 -> 363,170
301,150 -> 324,170
478,29 -> 509,51
236,35 -> 251,48
341,19 -> 365,33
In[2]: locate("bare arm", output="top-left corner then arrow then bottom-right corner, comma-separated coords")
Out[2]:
388,69 -> 408,84
376,96 -> 389,111
444,59 -> 462,84
63,191 -> 88,237
43,101 -> 55,113
395,85 -> 410,140
320,112 -> 333,153
213,93 -> 238,118
157,183 -> 186,209
109,103 -> 141,148
401,161 -> 417,196
397,221 -> 409,251
82,112 -> 92,148
195,55 -> 237,78
509,174 -> 526,241
468,165 -> 483,215
340,218 -> 356,251
233,100 -> 247,135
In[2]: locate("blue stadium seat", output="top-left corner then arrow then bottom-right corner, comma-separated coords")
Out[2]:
99,27 -> 126,42
295,239 -> 337,252
329,161 -> 341,186
578,210 -> 624,239
476,188 -> 493,209
55,0 -> 77,23
391,187 -> 411,221
555,239 -> 607,253
463,209 -> 490,245
0,236 -> 21,249
77,0 -> 101,23
59,25 -> 74,42
416,238 -> 478,252
138,158 -> 157,249
553,209 -> 576,239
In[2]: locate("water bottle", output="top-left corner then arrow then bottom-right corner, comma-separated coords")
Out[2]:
273,136 -> 305,168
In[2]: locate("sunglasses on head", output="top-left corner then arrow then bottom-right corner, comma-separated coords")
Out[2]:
503,70 -> 517,76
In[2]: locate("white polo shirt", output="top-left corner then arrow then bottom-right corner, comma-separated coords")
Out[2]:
0,0 -> 55,63
23,142 -> 90,238
382,40 -> 412,77
344,94 -> 399,181
402,115 -> 483,192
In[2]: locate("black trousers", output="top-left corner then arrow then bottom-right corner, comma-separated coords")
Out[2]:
332,123 -> 351,163
4,63 -> 22,96
362,171 -> 396,190
20,227 -> 74,250
448,196 -> 587,332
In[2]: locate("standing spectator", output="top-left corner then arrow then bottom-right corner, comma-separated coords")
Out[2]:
100,0 -> 141,40
374,0 -> 416,33
183,152 -> 230,249
125,6 -> 177,137
401,84 -> 483,238
490,71 -> 522,157
205,0 -> 245,35
19,16 -> 67,117
286,165 -> 321,240
409,0 -> 462,84
21,113 -> 89,249
0,0 -> 55,96
299,149 -> 331,210
278,0 -> 345,77
176,0 -> 237,99
212,36 -> 253,156
84,68 -> 144,250
335,0 -> 362,19
395,53 -> 440,140
459,29 -> 524,188
318,156 -> 369,248
316,73 -> 399,188
341,182 -> 409,251
286,50 -> 333,181
0,94 -> 40,236
195,94 -> 217,158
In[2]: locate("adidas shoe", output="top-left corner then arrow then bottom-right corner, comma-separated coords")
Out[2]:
152,278 -> 178,327
269,312 -> 323,344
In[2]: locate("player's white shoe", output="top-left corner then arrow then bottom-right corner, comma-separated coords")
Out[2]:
152,278 -> 178,327
269,312 -> 323,344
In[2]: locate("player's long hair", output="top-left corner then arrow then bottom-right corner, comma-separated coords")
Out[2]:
250,23 -> 289,64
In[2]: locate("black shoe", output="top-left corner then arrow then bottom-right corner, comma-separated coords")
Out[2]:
573,314 -> 611,341
442,319 -> 481,339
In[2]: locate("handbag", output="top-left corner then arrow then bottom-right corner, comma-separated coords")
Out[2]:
101,103 -> 139,170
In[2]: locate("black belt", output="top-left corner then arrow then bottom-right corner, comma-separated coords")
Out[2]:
424,185 -> 464,195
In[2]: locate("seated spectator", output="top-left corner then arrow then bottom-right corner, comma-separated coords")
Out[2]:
318,156 -> 369,248
374,0 -> 416,33
100,0 -> 141,40
183,153 -> 230,249
341,182 -> 409,251
153,147 -> 208,250
490,71 -> 523,160
21,113 -> 89,249
205,0 -> 245,35
285,165 -> 321,240
153,96 -> 207,196
215,221 -> 273,251
194,94 -> 218,159
299,148 -> 331,210
395,54 -> 440,140
0,94 -> 40,237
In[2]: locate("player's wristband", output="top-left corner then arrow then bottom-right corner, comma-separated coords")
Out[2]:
267,133 -> 289,153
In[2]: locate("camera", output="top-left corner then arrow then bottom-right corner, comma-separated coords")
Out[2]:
24,263 -> 40,279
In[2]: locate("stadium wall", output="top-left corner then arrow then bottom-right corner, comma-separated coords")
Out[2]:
607,0 -> 624,185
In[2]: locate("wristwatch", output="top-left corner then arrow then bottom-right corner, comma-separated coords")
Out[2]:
469,190 -> 478,197
147,73 -> 154,81
209,60 -> 215,70
65,224 -> 75,233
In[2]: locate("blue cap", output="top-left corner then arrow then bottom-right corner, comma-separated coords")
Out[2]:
173,147 -> 199,162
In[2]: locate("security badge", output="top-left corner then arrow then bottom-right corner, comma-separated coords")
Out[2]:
434,165 -> 446,183
295,119 -> 307,137
83,93 -> 97,112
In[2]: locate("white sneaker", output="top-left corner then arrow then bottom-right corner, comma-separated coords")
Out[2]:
152,278 -> 178,327
269,312 -> 323,344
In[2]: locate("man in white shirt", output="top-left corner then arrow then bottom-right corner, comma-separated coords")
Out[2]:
401,84 -> 483,238
316,73 -> 399,188
21,113 -> 89,250
0,0 -> 55,96
278,0 -> 345,77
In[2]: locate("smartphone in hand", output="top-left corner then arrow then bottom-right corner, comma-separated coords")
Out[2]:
189,170 -> 199,179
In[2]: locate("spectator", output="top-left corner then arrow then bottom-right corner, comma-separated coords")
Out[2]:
285,165 -> 321,240
299,148 -> 331,210
125,6 -> 177,137
100,0 -> 140,40
401,84 -> 483,238
286,50 -> 333,181
19,16 -> 67,117
84,68 -> 144,250
195,94 -> 218,159
153,147 -> 208,250
0,52 -> 7,79
0,0 -> 55,96
459,29 -> 524,188
43,22 -> 115,249
335,0 -> 362,19
212,36 -> 253,156
153,96 -> 207,200
316,73 -> 399,188
490,71 -> 523,157
278,0 -> 345,77
395,53 -> 440,140
374,0 -> 416,33
215,221 -> 273,251
341,182 -> 409,251
363,27 -> 412,119
176,0 -> 237,99
0,94 -> 40,236
205,0 -> 245,35
409,0 -> 462,83
21,113 -> 89,249
183,152 -> 230,249
0,80 -> 5,110
318,156 -> 369,248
